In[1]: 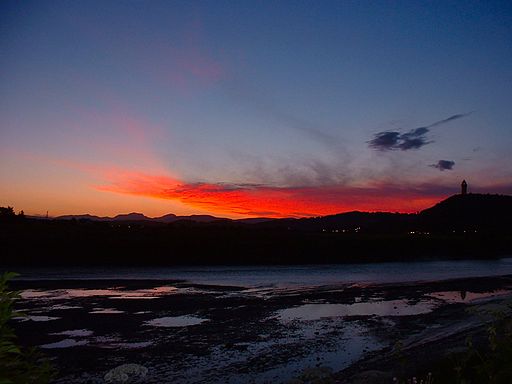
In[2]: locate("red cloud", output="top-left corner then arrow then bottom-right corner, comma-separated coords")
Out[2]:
96,171 -> 451,218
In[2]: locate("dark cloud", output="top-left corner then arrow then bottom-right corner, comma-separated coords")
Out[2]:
431,160 -> 455,171
368,131 -> 401,150
368,127 -> 431,150
368,113 -> 471,151
397,127 -> 432,150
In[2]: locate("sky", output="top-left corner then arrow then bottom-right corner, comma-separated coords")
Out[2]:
1,0 -> 511,218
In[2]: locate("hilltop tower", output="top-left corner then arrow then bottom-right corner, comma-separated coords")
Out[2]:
461,180 -> 467,195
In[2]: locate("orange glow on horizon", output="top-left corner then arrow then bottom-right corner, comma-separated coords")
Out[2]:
96,171 -> 448,218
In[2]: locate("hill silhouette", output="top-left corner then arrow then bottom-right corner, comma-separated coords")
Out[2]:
419,193 -> 512,230
53,193 -> 512,231
57,212 -> 245,224
1,193 -> 511,266
265,193 -> 512,234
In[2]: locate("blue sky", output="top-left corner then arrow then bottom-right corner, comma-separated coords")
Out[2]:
1,0 -> 511,217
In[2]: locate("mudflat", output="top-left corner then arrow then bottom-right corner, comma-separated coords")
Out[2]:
10,275 -> 512,383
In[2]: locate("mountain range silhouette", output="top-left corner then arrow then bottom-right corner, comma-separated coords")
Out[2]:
54,193 -> 512,231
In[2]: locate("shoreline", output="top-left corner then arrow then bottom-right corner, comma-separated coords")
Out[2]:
5,258 -> 512,288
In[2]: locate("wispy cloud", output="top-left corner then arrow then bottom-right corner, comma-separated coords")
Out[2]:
368,113 -> 471,151
166,17 -> 224,87
223,79 -> 342,149
224,150 -> 353,188
81,14 -> 225,91
428,113 -> 471,128
431,160 -> 455,171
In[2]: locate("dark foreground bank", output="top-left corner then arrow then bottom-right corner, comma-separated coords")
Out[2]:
1,217 -> 511,266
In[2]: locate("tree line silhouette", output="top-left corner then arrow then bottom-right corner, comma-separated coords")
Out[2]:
1,194 -> 511,266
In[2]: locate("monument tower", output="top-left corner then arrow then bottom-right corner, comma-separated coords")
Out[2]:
461,180 -> 467,195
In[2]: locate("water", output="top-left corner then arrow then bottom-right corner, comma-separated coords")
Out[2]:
10,257 -> 512,287
144,315 -> 208,327
277,299 -> 436,321
51,329 -> 94,337
41,339 -> 88,349
20,286 -> 178,300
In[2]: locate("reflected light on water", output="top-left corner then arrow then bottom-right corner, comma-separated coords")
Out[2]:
278,300 -> 436,322
20,286 -> 178,300
145,315 -> 208,327
41,339 -> 88,349
428,289 -> 512,303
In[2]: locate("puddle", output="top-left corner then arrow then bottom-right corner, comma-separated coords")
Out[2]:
14,315 -> 61,322
92,335 -> 121,347
110,341 -> 154,349
247,323 -> 381,384
89,308 -> 125,314
51,329 -> 93,337
277,299 -> 436,322
109,296 -> 157,300
20,286 -> 178,300
428,289 -> 512,303
20,290 -> 55,299
49,304 -> 82,310
164,321 -> 381,384
41,339 -> 88,349
145,315 -> 208,327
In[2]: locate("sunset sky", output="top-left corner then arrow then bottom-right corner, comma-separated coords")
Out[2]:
1,1 -> 511,218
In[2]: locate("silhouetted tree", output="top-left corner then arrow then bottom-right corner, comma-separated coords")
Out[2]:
0,207 -> 16,220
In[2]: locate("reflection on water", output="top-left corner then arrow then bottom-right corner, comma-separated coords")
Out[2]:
49,304 -> 82,310
51,329 -> 94,337
89,308 -> 124,314
15,315 -> 61,322
145,315 -> 208,327
201,322 -> 382,384
21,286 -> 178,300
109,341 -> 154,349
428,289 -> 512,303
278,300 -> 436,322
41,339 -> 88,349
92,335 -> 119,345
